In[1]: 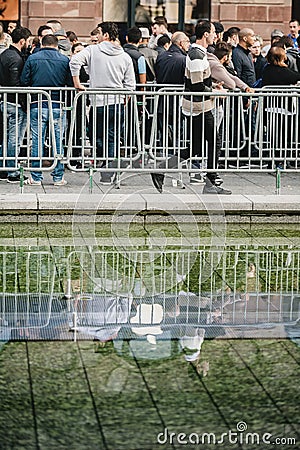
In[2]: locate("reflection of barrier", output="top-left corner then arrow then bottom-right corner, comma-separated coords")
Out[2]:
64,248 -> 300,336
0,245 -> 299,341
0,251 -> 57,338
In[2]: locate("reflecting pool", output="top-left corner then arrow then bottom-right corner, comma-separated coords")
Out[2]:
0,223 -> 299,449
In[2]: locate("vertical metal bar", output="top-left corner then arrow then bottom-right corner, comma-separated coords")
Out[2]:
276,167 -> 281,195
128,0 -> 135,28
178,0 -> 185,31
89,166 -> 93,194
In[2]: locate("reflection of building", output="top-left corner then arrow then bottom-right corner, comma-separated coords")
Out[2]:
20,0 -> 294,42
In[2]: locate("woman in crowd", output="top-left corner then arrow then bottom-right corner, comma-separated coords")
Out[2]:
262,45 -> 300,86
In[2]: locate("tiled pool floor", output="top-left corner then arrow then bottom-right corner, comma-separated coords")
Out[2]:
0,338 -> 299,449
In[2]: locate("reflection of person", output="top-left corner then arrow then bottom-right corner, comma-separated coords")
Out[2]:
180,326 -> 205,362
140,0 -> 166,23
135,1 -> 152,24
70,294 -> 133,341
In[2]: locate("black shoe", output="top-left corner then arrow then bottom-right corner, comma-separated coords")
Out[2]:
203,179 -> 231,195
151,173 -> 164,193
7,174 -> 28,184
0,171 -> 8,181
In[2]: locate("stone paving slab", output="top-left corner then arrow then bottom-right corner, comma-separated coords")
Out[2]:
0,173 -> 300,218
246,195 -> 300,212
37,193 -> 146,212
0,193 -> 37,210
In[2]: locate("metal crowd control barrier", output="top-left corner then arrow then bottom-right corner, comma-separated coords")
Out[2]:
1,86 -> 300,193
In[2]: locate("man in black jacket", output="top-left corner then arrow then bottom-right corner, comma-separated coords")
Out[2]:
123,27 -> 146,86
0,27 -> 31,183
153,31 -> 190,164
232,28 -> 256,87
154,31 -> 189,85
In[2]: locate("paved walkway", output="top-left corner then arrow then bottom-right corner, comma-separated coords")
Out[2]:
0,169 -> 300,220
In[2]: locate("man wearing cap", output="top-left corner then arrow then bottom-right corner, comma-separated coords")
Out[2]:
138,27 -> 157,81
261,29 -> 284,57
46,19 -> 71,56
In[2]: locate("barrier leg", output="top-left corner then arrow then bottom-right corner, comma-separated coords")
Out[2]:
19,166 -> 24,194
89,166 -> 93,194
178,173 -> 185,189
115,172 -> 120,189
276,167 -> 281,195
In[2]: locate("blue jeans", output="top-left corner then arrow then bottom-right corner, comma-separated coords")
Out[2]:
0,102 -> 27,176
30,107 -> 66,182
89,104 -> 124,159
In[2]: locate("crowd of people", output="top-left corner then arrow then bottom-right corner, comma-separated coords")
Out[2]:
0,17 -> 300,193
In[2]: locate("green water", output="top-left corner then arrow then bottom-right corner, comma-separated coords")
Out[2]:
0,223 -> 299,449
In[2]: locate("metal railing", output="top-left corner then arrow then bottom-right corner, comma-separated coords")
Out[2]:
1,86 -> 300,192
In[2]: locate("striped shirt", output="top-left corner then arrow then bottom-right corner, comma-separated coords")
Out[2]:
182,43 -> 214,115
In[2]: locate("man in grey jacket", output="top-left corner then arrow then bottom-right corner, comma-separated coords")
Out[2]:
69,22 -> 136,183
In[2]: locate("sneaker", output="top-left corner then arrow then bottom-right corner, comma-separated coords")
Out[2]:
190,173 -> 205,184
7,174 -> 29,184
24,177 -> 41,186
203,180 -> 231,195
54,178 -> 67,186
151,173 -> 164,193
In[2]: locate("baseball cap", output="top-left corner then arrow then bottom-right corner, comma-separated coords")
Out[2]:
271,29 -> 284,38
139,27 -> 150,39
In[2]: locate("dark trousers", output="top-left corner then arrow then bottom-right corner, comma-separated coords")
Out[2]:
158,110 -> 220,182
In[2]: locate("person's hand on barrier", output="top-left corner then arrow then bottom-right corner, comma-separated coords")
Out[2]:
72,75 -> 86,91
212,81 -> 227,99
245,87 -> 255,93
214,81 -> 225,91
74,83 -> 86,91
